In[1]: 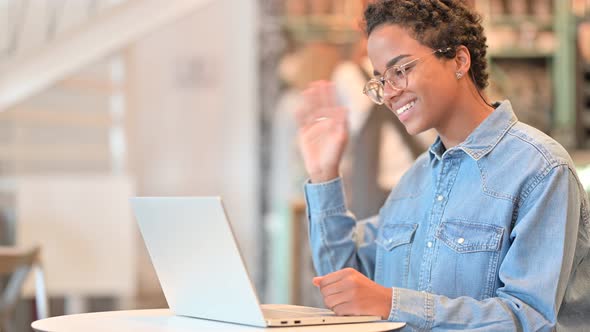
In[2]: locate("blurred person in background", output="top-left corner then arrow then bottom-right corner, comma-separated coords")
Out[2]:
295,0 -> 590,330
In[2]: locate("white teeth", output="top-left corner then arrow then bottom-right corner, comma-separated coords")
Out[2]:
395,101 -> 416,115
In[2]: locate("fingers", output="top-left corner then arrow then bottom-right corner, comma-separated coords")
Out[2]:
317,271 -> 360,299
332,302 -> 361,316
313,269 -> 365,314
296,108 -> 334,129
323,291 -> 350,312
298,117 -> 339,147
314,268 -> 391,319
315,267 -> 357,288
318,280 -> 345,298
312,277 -> 321,287
323,290 -> 364,316
315,80 -> 338,110
295,81 -> 344,129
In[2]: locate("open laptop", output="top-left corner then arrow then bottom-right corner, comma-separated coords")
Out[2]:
131,197 -> 404,328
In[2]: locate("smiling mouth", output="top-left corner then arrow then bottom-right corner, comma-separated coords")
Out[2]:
395,100 -> 416,116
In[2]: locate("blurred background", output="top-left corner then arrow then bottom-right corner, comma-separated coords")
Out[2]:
0,0 -> 589,330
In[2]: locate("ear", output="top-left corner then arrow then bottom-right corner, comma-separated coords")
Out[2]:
454,45 -> 471,78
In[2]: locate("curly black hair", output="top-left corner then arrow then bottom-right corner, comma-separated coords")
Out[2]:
364,0 -> 489,90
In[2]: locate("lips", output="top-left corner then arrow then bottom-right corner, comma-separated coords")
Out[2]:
394,100 -> 416,116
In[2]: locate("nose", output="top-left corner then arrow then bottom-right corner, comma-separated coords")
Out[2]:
383,83 -> 403,104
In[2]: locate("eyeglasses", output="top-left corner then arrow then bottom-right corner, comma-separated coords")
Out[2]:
363,47 -> 452,105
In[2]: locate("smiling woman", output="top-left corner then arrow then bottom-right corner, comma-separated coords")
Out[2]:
365,22 -> 491,141
295,0 -> 590,331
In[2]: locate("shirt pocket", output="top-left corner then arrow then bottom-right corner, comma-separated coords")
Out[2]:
375,223 -> 417,288
436,220 -> 504,253
433,220 -> 504,300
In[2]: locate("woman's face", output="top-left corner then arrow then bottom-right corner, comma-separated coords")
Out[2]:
367,24 -> 459,135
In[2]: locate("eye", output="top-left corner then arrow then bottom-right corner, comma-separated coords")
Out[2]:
392,67 -> 405,79
401,64 -> 415,73
384,67 -> 404,81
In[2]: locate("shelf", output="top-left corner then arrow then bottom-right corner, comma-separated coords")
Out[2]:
282,15 -> 361,43
488,49 -> 554,59
283,15 -> 358,29
490,15 -> 554,30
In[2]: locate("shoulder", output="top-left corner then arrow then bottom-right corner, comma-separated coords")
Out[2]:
505,121 -> 573,169
495,121 -> 580,203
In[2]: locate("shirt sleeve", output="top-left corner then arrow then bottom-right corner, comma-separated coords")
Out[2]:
388,165 -> 582,331
304,177 -> 379,279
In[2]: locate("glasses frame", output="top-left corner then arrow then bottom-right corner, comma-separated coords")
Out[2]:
363,47 -> 452,105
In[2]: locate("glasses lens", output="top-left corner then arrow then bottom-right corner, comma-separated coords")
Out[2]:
363,80 -> 383,105
384,67 -> 406,90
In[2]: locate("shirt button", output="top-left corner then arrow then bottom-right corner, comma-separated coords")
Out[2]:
457,237 -> 465,244
427,241 -> 433,248
437,195 -> 444,201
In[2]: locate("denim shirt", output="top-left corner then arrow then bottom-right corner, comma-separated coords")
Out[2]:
304,101 -> 590,331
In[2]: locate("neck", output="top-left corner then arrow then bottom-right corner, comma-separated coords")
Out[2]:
437,83 -> 494,149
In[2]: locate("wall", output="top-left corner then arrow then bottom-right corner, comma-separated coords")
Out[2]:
126,0 -> 260,296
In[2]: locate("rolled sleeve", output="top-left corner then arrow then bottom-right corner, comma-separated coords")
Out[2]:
304,177 -> 347,216
389,287 -> 433,330
303,177 -> 378,277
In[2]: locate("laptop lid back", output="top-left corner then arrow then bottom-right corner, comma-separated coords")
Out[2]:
131,197 -> 266,327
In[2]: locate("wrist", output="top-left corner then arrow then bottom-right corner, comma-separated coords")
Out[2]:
381,287 -> 393,320
309,170 -> 339,183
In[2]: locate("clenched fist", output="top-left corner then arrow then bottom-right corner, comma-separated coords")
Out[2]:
313,268 -> 393,320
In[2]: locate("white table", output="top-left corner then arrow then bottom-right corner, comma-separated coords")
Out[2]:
32,309 -> 405,332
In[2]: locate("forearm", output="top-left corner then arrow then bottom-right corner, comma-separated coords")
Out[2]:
389,288 -> 553,331
304,177 -> 376,277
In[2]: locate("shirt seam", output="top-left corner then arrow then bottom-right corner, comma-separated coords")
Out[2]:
512,164 -> 570,232
460,111 -> 517,160
318,215 -> 338,273
505,129 -> 559,166
424,291 -> 434,330
309,205 -> 347,217
518,163 -> 569,208
389,287 -> 399,321
476,159 -> 518,203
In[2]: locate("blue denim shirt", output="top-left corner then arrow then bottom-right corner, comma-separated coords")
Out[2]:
304,101 -> 590,331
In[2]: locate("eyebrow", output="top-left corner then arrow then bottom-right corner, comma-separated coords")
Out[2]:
373,54 -> 411,76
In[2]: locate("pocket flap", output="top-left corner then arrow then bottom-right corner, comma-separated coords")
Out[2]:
436,220 -> 504,253
376,223 -> 418,251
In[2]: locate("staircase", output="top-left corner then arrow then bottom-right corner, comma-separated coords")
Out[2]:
0,0 -> 213,180
0,0 -> 212,111
0,0 -> 216,320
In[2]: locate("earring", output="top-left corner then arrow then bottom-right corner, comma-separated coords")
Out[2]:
456,72 -> 463,79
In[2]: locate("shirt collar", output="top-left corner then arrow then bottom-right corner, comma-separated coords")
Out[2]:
429,100 -> 518,161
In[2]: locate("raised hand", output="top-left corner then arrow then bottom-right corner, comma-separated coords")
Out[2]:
295,81 -> 349,183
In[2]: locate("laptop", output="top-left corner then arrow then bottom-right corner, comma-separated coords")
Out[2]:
131,197 -> 404,328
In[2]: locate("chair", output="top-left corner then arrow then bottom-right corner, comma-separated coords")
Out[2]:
0,246 -> 48,332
